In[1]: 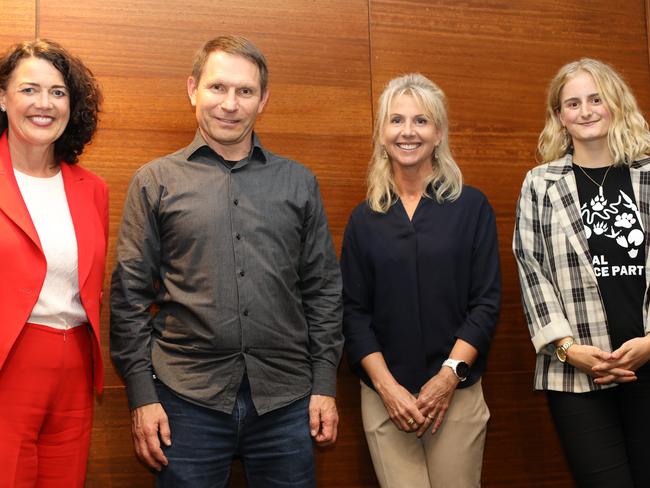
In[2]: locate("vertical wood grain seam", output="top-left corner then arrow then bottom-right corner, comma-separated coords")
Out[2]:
367,0 -> 375,126
35,0 -> 40,38
645,0 -> 650,76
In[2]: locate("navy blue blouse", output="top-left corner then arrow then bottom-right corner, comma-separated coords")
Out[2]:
341,185 -> 501,392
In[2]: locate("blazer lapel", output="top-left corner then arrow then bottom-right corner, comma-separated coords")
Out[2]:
61,163 -> 95,291
545,155 -> 597,284
630,157 -> 650,289
0,132 -> 42,250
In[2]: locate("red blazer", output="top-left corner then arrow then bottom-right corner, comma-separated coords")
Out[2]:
0,131 -> 108,393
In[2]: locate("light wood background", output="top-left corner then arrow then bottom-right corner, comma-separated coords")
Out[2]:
3,1 -> 650,486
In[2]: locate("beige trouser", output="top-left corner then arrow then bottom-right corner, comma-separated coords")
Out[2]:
361,379 -> 490,488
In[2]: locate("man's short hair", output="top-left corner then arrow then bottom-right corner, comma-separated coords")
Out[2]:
191,35 -> 268,93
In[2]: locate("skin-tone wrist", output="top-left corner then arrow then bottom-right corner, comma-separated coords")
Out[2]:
438,364 -> 461,385
361,353 -> 398,393
445,339 -> 478,370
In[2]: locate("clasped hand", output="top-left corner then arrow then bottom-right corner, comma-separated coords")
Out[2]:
569,336 -> 650,385
378,368 -> 459,438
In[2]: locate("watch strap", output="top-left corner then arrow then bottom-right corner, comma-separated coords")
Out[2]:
442,358 -> 468,381
556,338 -> 575,363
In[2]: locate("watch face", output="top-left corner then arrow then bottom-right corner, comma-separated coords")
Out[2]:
456,361 -> 470,379
555,340 -> 573,362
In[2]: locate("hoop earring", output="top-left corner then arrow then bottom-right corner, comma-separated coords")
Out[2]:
433,145 -> 439,161
381,147 -> 388,160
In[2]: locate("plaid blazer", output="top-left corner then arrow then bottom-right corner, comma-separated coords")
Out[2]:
513,154 -> 650,392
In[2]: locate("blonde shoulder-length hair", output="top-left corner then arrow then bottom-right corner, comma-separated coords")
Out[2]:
538,58 -> 650,165
367,73 -> 462,213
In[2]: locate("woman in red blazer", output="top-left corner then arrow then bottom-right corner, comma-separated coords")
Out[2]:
0,39 -> 107,487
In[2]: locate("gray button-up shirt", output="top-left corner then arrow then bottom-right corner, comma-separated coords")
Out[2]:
110,131 -> 343,414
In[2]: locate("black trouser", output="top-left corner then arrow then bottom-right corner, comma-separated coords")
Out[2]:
547,379 -> 650,488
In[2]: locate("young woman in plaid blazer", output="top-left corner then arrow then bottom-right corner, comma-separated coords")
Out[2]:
514,58 -> 650,487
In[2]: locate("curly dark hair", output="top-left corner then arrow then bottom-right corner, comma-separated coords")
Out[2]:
0,39 -> 102,164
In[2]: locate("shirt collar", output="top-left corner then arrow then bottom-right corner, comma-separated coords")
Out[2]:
631,156 -> 650,170
183,130 -> 268,165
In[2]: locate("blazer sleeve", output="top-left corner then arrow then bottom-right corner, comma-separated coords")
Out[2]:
513,170 -> 573,353
96,179 -> 109,308
100,179 -> 109,253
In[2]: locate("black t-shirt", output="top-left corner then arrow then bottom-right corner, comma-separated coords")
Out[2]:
574,164 -> 646,351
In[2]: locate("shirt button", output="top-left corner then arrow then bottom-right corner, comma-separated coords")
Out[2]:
239,270 -> 245,277
233,199 -> 239,206
243,310 -> 249,317
235,233 -> 241,240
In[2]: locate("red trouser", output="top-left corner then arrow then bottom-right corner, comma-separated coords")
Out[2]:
0,323 -> 94,488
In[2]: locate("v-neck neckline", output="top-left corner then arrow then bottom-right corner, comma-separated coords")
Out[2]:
397,195 -> 423,222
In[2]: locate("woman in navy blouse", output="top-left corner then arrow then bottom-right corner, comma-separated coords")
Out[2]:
341,73 -> 500,487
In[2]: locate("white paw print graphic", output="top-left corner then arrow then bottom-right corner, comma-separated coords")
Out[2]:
593,221 -> 608,235
615,213 -> 636,229
590,194 -> 607,211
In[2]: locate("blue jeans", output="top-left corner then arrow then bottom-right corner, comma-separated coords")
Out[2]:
155,376 -> 315,488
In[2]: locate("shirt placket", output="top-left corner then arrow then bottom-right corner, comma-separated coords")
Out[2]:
229,169 -> 250,356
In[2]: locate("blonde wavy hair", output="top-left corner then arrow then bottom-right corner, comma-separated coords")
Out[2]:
538,58 -> 650,165
367,73 -> 462,213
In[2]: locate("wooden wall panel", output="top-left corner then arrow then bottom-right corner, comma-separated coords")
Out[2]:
0,0 -> 641,486
0,1 -> 35,47
647,0 -> 650,74
370,1 -> 650,487
39,0 -> 372,486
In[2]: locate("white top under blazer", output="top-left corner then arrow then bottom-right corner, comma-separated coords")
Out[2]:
14,168 -> 87,329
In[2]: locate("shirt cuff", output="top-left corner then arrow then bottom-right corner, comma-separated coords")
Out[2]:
531,320 -> 574,354
455,325 -> 492,359
126,370 -> 159,410
345,335 -> 382,369
311,364 -> 338,398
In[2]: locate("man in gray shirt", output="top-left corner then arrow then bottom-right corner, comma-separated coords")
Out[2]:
110,35 -> 343,487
